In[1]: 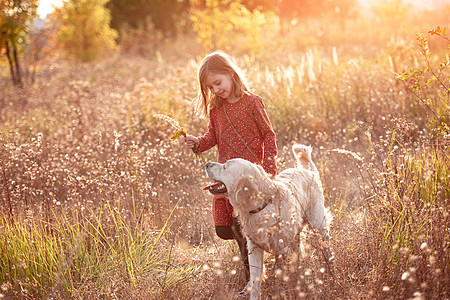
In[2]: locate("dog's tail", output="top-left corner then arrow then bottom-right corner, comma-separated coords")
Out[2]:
292,144 -> 319,174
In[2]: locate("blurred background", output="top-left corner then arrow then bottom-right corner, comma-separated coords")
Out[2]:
1,0 -> 449,81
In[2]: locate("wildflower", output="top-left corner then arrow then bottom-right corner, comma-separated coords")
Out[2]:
401,271 -> 409,280
329,148 -> 363,161
153,114 -> 202,162
170,127 -> 187,141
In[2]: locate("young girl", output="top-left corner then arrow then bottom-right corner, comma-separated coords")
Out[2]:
184,51 -> 277,282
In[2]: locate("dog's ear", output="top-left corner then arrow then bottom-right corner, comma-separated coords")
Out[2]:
234,175 -> 257,205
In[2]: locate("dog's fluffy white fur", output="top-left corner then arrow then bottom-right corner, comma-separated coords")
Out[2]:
205,144 -> 332,300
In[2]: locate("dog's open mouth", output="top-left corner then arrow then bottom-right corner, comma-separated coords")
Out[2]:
203,181 -> 227,195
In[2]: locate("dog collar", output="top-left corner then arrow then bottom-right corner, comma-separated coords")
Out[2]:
249,198 -> 272,214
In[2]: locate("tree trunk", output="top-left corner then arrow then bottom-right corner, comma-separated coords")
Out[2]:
4,41 -> 17,85
12,41 -> 23,87
4,40 -> 23,87
30,61 -> 37,84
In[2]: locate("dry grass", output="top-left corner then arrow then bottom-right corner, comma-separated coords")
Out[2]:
0,21 -> 449,299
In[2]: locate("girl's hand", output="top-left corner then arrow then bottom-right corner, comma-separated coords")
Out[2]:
184,136 -> 199,149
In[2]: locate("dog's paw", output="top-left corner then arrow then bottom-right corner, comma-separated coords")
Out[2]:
238,282 -> 251,297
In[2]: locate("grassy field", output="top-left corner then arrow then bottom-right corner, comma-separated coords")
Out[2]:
0,14 -> 449,299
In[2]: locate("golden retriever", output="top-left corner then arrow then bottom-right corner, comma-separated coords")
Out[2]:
204,144 -> 332,300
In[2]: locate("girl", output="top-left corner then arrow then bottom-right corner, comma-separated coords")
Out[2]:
184,51 -> 277,282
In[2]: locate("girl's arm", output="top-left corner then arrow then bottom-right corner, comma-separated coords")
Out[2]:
194,111 -> 218,153
253,98 -> 278,176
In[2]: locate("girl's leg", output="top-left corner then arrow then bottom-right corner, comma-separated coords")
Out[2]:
215,226 -> 235,240
231,218 -> 250,282
213,196 -> 249,281
214,222 -> 250,282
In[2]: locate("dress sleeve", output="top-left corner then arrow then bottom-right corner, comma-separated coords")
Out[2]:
195,110 -> 218,153
253,97 -> 278,175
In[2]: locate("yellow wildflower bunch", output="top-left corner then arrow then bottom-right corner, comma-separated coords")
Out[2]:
170,127 -> 187,141
153,114 -> 203,163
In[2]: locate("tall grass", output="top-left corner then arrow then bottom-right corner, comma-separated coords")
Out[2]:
364,130 -> 449,298
0,201 -> 201,298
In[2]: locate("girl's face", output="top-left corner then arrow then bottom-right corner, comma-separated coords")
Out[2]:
205,72 -> 234,101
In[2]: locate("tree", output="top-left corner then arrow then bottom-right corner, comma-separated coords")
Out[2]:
0,0 -> 38,87
108,0 -> 190,38
191,0 -> 277,55
24,20 -> 50,84
51,0 -> 118,62
240,0 -> 277,11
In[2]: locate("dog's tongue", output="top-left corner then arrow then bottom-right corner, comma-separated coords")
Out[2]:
203,181 -> 227,194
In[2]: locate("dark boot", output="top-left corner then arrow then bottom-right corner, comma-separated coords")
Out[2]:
232,217 -> 250,282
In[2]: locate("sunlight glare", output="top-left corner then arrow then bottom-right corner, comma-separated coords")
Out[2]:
358,0 -> 442,10
37,0 -> 63,18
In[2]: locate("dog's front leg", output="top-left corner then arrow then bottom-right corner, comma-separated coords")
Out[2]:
247,238 -> 264,300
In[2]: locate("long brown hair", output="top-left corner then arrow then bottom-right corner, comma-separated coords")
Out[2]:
193,51 -> 249,118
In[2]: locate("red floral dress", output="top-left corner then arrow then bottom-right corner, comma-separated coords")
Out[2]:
196,93 -> 277,226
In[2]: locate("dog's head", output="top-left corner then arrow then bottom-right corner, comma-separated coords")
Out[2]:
204,159 -> 274,210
